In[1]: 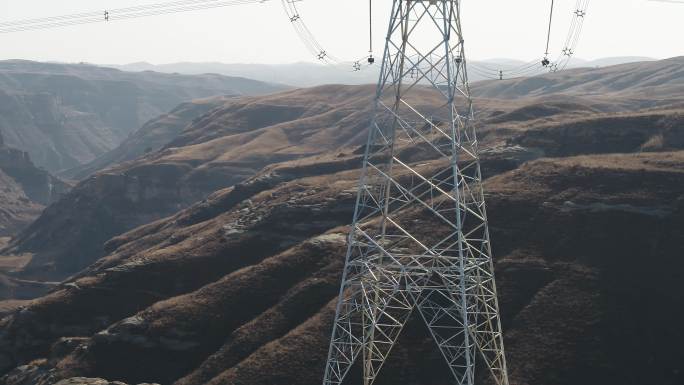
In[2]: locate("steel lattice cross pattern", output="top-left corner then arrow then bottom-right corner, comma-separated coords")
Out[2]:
323,1 -> 509,385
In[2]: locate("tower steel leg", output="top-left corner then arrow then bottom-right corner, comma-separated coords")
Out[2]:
323,2 -> 509,385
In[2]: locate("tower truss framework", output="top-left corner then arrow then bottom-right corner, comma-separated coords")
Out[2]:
322,1 -> 509,385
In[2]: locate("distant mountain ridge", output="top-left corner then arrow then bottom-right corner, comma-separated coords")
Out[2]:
108,56 -> 658,87
0,60 -> 287,173
473,56 -> 684,99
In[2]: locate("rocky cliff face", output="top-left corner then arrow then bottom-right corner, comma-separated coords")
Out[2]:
0,132 -> 69,237
0,59 -> 683,385
0,167 -> 42,237
0,60 -> 286,173
0,138 -> 69,206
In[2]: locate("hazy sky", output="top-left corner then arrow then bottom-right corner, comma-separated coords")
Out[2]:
0,0 -> 682,65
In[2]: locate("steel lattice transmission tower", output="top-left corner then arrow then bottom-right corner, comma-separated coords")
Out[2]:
322,1 -> 509,385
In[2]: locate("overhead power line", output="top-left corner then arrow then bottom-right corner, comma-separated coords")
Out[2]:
544,0 -> 555,59
280,0 -> 375,72
469,0 -> 590,80
1,0 -> 598,78
282,0 -> 591,77
0,0 -> 269,34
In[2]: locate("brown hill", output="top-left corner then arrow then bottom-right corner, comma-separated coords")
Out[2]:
7,84 -> 499,282
0,85 -> 375,281
0,151 -> 681,385
0,59 -> 683,385
4,86 -> 682,283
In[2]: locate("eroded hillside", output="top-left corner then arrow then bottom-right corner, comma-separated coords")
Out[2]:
4,84 -> 683,284
0,59 -> 682,385
0,150 -> 681,385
